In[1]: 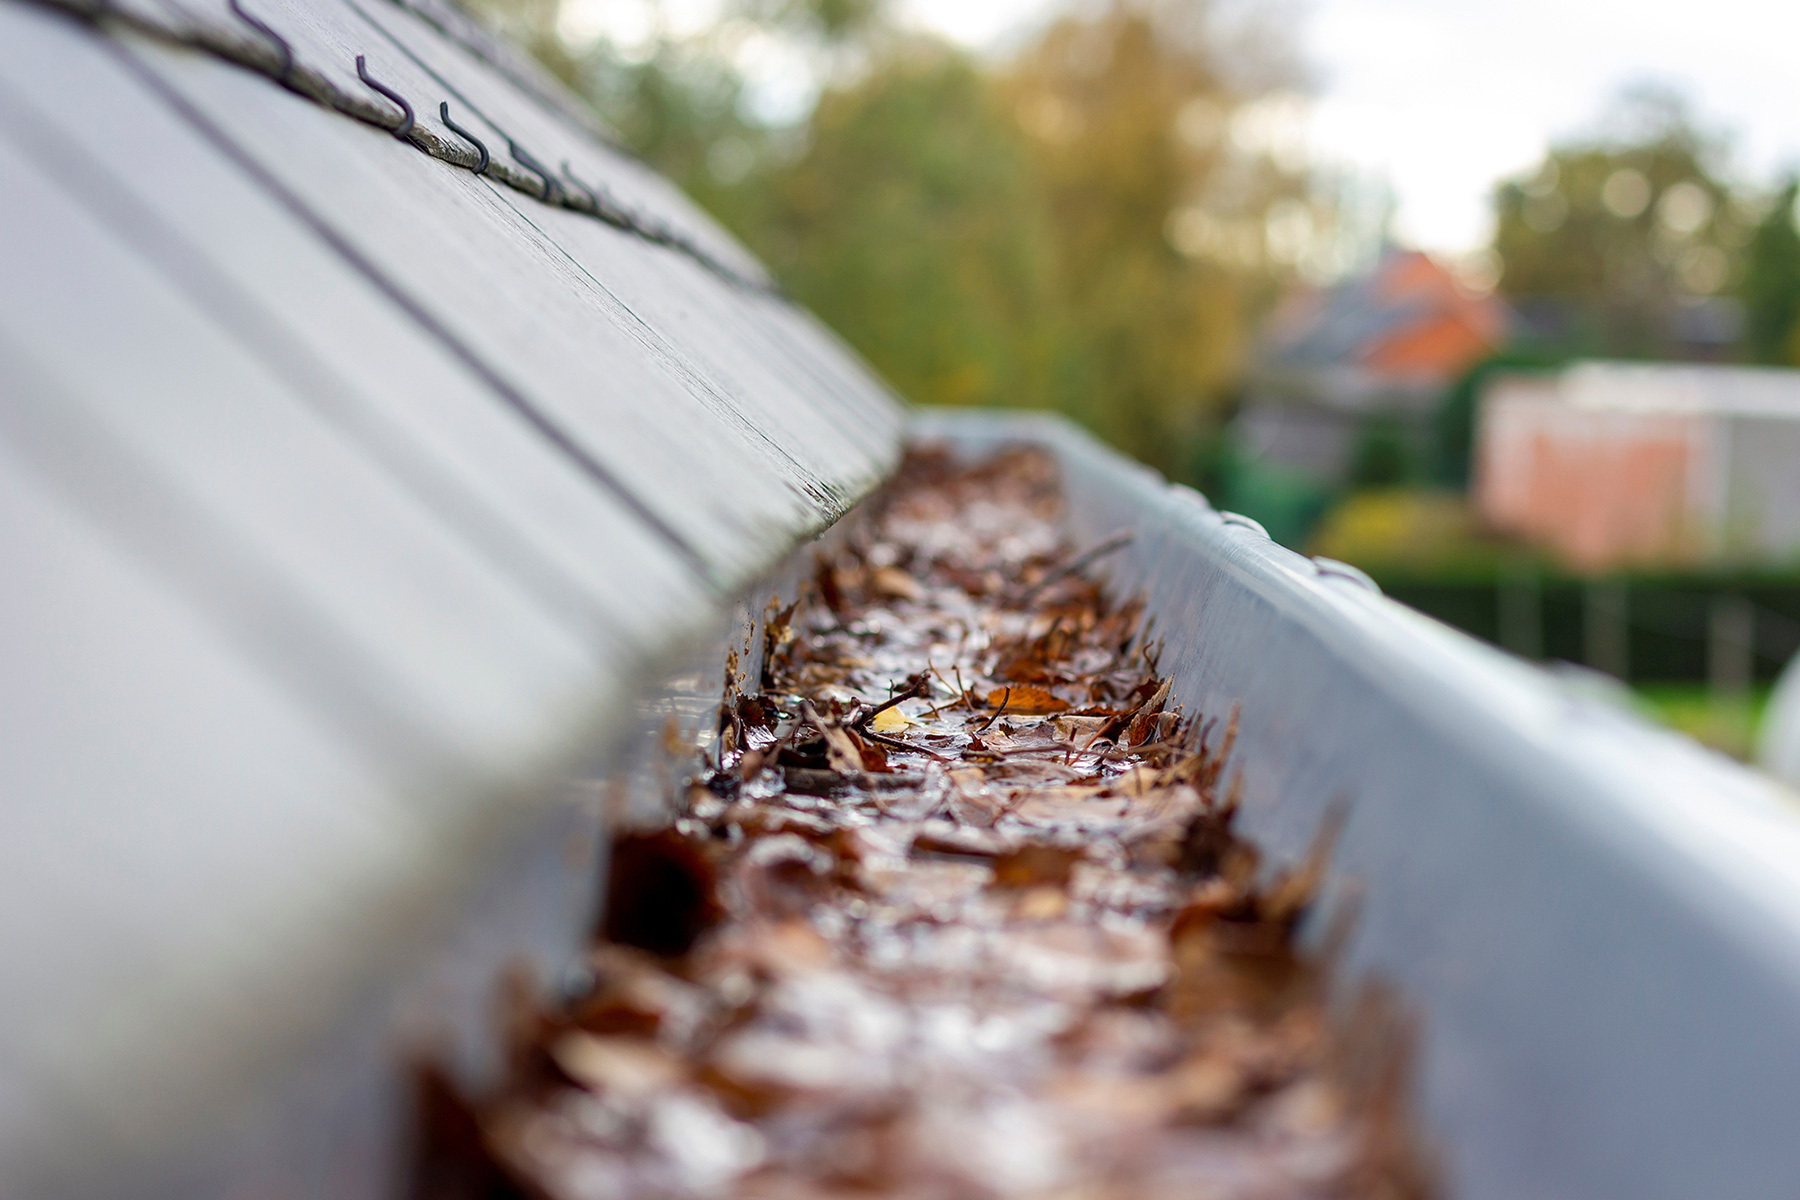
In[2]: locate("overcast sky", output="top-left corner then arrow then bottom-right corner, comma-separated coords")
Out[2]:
896,0 -> 1800,255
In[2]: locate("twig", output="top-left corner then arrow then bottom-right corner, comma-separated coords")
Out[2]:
951,665 -> 976,712
860,727 -> 951,761
983,742 -> 1079,756
925,659 -> 960,718
986,734 -> 1182,763
1084,736 -> 1191,762
1068,726 -> 1108,766
856,672 -> 929,727
976,686 -> 1011,732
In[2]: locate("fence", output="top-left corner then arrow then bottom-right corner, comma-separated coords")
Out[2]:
1381,572 -> 1800,687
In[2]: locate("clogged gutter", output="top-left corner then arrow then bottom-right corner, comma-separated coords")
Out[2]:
427,446 -> 1431,1199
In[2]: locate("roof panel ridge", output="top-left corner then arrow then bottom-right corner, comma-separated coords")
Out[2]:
36,0 -> 783,296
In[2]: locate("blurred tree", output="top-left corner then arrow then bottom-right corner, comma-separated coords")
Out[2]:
569,41 -> 775,226
1491,86 -> 1749,358
459,0 -> 1313,476
1002,0 -> 1306,469
456,0 -> 573,78
757,44 -> 1068,414
731,0 -> 883,42
1738,179 -> 1800,365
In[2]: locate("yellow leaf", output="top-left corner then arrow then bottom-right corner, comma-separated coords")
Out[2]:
870,706 -> 912,734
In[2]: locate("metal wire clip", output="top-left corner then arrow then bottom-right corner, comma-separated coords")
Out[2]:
226,0 -> 294,88
354,55 -> 414,141
438,101 -> 488,175
507,137 -> 559,203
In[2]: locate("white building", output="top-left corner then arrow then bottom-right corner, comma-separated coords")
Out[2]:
1476,361 -> 1800,571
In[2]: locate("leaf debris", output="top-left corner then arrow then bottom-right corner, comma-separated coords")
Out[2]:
421,445 -> 1433,1200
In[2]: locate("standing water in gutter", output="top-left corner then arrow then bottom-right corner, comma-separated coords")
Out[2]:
421,446 -> 1431,1199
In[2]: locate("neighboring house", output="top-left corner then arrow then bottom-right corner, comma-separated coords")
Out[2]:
1507,294 -> 1746,364
1476,361 -> 1800,571
1235,249 -> 1508,484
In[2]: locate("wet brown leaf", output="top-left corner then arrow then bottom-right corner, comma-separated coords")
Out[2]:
991,844 -> 1082,888
435,446 -> 1433,1200
984,685 -> 1069,714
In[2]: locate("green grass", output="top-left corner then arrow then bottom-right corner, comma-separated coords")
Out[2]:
1631,684 -> 1774,761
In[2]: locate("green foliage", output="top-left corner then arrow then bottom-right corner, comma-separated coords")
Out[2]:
574,45 -> 768,213
1208,439 -> 1331,549
1346,415 -> 1412,488
554,39 -> 1071,418
1307,488 -> 1511,577
1632,683 -> 1773,761
999,4 -> 1286,472
1738,180 -> 1800,365
754,46 -> 1069,415
731,0 -> 884,42
1491,86 -> 1747,356
482,0 -> 1307,476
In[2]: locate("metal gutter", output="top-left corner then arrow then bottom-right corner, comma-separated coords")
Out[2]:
919,407 -> 1800,1200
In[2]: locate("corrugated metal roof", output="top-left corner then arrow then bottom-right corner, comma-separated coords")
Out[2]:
0,0 -> 901,1191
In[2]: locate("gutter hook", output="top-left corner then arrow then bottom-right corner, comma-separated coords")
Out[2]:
227,0 -> 295,88
354,55 -> 414,141
561,161 -> 630,228
507,137 -> 558,203
438,101 -> 488,175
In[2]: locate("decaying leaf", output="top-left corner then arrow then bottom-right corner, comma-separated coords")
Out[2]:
870,564 -> 926,601
869,706 -> 912,734
991,844 -> 1081,887
436,446 -> 1433,1200
984,684 -> 1068,714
